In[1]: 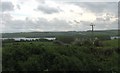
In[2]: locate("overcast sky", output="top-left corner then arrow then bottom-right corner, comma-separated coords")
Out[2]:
0,0 -> 119,33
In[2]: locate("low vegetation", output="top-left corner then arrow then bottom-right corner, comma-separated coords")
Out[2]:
2,37 -> 120,72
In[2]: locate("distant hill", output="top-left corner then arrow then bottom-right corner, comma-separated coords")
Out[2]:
2,30 -> 119,38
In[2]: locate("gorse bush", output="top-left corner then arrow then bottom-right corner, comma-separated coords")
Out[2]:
2,40 -> 119,72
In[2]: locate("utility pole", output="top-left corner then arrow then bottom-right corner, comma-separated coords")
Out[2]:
90,23 -> 95,45
90,23 -> 95,32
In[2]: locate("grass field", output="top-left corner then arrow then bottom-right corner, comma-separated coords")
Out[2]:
103,39 -> 119,48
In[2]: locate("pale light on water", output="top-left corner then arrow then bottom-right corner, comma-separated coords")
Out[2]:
0,37 -> 56,41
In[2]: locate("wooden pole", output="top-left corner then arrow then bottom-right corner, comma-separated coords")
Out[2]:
90,23 -> 95,45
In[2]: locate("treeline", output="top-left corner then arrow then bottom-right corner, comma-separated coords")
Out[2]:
2,39 -> 53,43
2,30 -> 118,38
2,36 -> 107,47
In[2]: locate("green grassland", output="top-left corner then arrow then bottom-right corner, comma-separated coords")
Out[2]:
103,39 -> 119,48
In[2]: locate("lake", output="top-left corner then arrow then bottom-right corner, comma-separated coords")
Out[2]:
0,37 -> 56,41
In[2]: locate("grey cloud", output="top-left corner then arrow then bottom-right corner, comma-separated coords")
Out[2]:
70,2 -> 118,30
16,5 -> 21,10
71,2 -> 118,15
2,16 -> 118,33
96,18 -> 105,21
36,0 -> 45,4
3,19 -> 26,32
2,14 -> 26,32
94,19 -> 118,30
37,5 -> 60,14
2,15 -> 74,32
2,13 -> 13,21
0,2 -> 14,12
26,18 -> 73,31
96,13 -> 117,22
50,19 -> 73,31
49,0 -> 119,2
118,2 -> 120,20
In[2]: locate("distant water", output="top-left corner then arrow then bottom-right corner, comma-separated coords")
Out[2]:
0,37 -> 56,41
